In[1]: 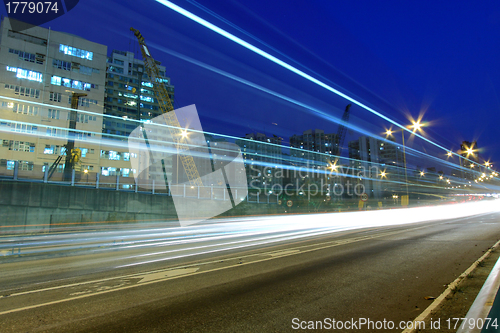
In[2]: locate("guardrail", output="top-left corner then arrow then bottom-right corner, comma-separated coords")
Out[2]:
1,161 -> 279,204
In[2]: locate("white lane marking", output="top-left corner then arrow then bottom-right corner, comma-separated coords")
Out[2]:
4,224 -> 432,300
137,268 -> 199,283
0,223 -> 441,316
0,222 -> 436,302
269,250 -> 300,257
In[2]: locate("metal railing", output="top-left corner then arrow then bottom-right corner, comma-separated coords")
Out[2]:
1,161 -> 279,204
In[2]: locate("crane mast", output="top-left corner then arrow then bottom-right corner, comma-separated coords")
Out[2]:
131,27 -> 203,187
334,104 -> 352,156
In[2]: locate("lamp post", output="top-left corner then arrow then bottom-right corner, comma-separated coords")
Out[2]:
385,128 -> 409,200
384,120 -> 424,205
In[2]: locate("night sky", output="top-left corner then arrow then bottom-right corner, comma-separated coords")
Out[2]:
1,0 -> 499,169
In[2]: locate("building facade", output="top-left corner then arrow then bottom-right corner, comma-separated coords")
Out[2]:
0,17 -> 107,179
99,50 -> 176,184
348,136 -> 384,199
289,129 -> 338,166
236,133 -> 282,190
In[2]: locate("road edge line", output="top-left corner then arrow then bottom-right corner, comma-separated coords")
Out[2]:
401,238 -> 500,333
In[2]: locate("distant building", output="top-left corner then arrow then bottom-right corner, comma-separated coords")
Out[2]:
290,129 -> 338,166
0,17 -> 107,178
100,50 -> 176,184
236,133 -> 282,190
103,50 -> 175,136
348,136 -> 388,199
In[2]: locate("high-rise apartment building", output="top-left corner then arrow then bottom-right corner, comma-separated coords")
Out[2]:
103,50 -> 175,137
0,17 -> 107,178
99,50 -> 176,183
348,136 -> 383,198
236,133 -> 282,189
290,129 -> 338,166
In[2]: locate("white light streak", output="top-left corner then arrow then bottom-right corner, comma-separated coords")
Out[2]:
155,0 -> 452,154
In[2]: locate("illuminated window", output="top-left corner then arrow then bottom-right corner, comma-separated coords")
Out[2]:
6,66 -> 43,82
44,145 -> 54,154
51,76 -> 94,91
51,76 -> 61,85
6,160 -> 15,170
108,151 -> 120,160
62,78 -> 71,88
101,167 -> 117,176
59,44 -> 93,60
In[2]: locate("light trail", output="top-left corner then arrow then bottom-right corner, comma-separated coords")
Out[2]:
0,95 -> 481,175
154,0 -> 455,156
2,200 -> 499,269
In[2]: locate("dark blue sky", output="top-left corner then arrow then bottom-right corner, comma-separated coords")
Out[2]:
2,0 -> 499,168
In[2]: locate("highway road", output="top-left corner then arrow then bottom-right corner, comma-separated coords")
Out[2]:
1,204 -> 500,332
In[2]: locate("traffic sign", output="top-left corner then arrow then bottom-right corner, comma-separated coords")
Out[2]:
360,193 -> 368,202
286,200 -> 293,207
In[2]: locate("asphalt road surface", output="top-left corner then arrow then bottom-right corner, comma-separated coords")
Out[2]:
1,210 -> 500,332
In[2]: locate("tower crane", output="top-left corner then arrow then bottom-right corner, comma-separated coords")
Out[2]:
334,104 -> 352,157
130,27 -> 203,187
47,92 -> 86,180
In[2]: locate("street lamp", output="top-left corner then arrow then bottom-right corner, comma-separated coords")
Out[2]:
84,169 -> 88,183
410,121 -> 422,132
329,162 -> 338,172
384,121 -> 425,203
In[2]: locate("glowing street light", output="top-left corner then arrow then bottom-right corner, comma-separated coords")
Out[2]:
447,151 -> 453,157
439,175 -> 443,180
181,129 -> 188,139
420,171 -> 425,177
380,171 -> 387,178
411,121 -> 422,132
